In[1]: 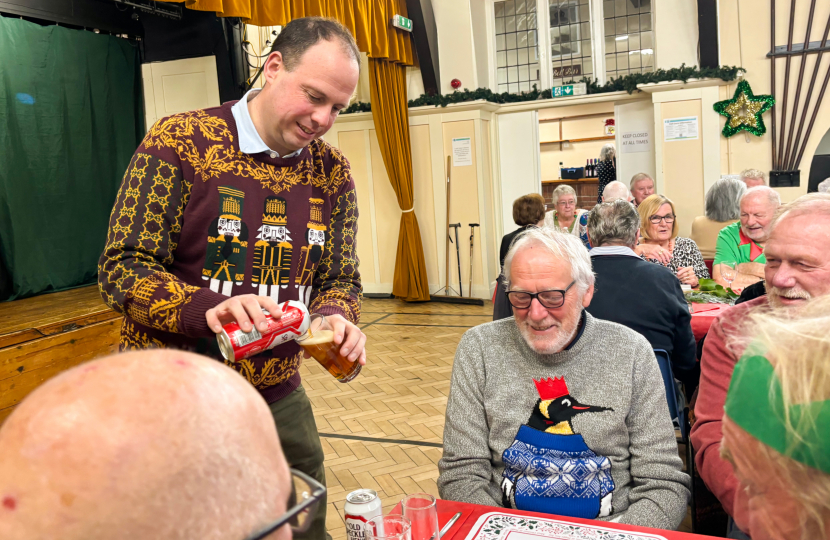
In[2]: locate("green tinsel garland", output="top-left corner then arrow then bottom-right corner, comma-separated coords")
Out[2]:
341,64 -> 745,115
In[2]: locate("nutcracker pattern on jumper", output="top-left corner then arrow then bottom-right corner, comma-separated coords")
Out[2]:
98,102 -> 361,402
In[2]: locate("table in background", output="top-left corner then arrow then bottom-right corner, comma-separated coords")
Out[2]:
394,499 -> 718,540
689,303 -> 731,342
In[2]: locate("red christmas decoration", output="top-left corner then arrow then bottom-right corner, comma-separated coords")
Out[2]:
534,377 -> 570,400
451,78 -> 462,89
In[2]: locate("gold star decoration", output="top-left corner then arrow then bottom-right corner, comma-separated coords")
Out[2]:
713,80 -> 775,138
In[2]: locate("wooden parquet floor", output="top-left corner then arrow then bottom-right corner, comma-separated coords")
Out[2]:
302,298 -> 691,539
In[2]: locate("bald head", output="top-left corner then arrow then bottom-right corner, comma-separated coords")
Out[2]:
602,181 -> 631,202
0,351 -> 291,540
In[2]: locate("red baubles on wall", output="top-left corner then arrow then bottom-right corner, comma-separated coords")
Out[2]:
451,79 -> 462,89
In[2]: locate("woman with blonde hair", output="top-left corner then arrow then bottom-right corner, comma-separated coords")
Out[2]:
721,294 -> 830,540
544,184 -> 589,248
635,194 -> 709,287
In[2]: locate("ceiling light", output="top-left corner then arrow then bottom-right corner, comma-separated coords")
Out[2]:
615,35 -> 629,40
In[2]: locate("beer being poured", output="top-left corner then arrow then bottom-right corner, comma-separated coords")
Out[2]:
297,315 -> 362,383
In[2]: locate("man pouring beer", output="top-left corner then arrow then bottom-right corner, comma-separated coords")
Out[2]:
98,17 -> 365,540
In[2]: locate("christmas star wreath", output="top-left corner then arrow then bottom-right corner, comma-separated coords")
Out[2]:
713,80 -> 775,138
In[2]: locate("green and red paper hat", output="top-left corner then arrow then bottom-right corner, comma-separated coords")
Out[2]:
725,353 -> 830,474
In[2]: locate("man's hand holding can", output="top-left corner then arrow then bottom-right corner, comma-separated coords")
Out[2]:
206,294 -> 284,334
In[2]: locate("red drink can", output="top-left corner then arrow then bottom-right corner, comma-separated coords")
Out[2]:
217,300 -> 310,361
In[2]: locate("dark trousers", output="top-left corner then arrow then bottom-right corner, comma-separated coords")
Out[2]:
269,385 -> 330,540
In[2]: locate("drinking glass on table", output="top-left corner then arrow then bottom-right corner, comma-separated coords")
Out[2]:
721,261 -> 737,289
365,515 -> 412,540
401,493 -> 439,540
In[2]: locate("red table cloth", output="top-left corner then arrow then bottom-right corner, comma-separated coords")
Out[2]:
391,499 -> 718,540
690,303 -> 731,342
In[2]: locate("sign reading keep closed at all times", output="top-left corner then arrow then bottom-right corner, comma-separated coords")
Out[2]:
620,131 -> 651,153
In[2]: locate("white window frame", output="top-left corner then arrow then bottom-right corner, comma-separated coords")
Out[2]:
487,0 -> 657,93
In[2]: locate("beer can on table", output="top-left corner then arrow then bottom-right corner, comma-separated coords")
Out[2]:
217,300 -> 310,361
345,489 -> 383,540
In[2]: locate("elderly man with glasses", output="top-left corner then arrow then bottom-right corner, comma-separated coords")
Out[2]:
0,350 -> 326,540
438,227 -> 689,529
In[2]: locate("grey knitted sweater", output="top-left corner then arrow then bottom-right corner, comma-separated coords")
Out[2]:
438,312 -> 690,530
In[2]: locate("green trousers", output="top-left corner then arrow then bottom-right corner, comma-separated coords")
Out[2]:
269,385 -> 331,540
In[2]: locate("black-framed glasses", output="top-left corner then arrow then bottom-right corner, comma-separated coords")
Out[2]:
506,281 -> 576,309
243,469 -> 326,540
649,214 -> 675,224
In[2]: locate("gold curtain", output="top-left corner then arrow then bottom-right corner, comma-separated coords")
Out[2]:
368,59 -> 430,301
171,0 -> 413,64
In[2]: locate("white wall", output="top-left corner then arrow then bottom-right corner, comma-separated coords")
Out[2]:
653,0 -> 699,70
496,110 -> 542,237
816,128 -> 830,156
433,0 -> 479,94
470,0 -> 490,90
614,99 -> 656,189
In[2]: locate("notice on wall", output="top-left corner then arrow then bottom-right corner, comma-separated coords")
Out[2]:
452,137 -> 473,167
663,116 -> 699,141
621,131 -> 651,153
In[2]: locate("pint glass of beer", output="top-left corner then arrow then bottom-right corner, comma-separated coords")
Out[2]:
296,314 -> 362,383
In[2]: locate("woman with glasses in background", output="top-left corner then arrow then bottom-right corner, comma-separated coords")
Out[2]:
634,194 -> 710,287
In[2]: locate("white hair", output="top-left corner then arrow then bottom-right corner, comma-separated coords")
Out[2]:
771,192 -> 830,230
552,184 -> 576,205
600,143 -> 616,162
819,178 -> 830,193
503,227 -> 595,294
602,181 -> 630,201
741,185 -> 781,207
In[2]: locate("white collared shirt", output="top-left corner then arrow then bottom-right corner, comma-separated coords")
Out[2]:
589,245 -> 642,258
230,89 -> 303,158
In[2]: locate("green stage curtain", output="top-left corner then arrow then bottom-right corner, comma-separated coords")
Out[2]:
170,0 -> 413,64
0,17 -> 143,301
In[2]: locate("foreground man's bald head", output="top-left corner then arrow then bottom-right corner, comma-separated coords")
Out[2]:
0,350 -> 292,540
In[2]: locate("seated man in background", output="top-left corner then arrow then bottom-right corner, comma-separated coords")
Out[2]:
692,193 -> 830,540
0,350 -> 312,540
439,227 -> 689,529
739,168 -> 766,188
585,200 -> 697,393
713,186 -> 781,290
721,294 -> 830,540
629,173 -> 655,207
601,180 -> 632,202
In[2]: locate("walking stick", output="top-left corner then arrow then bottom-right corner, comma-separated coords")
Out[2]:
468,223 -> 479,297
449,223 -> 462,297
429,158 -> 483,305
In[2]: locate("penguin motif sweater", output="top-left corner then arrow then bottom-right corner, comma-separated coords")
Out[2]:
438,313 -> 690,529
98,102 -> 361,404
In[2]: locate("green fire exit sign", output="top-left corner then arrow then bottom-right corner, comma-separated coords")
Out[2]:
392,14 -> 413,32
